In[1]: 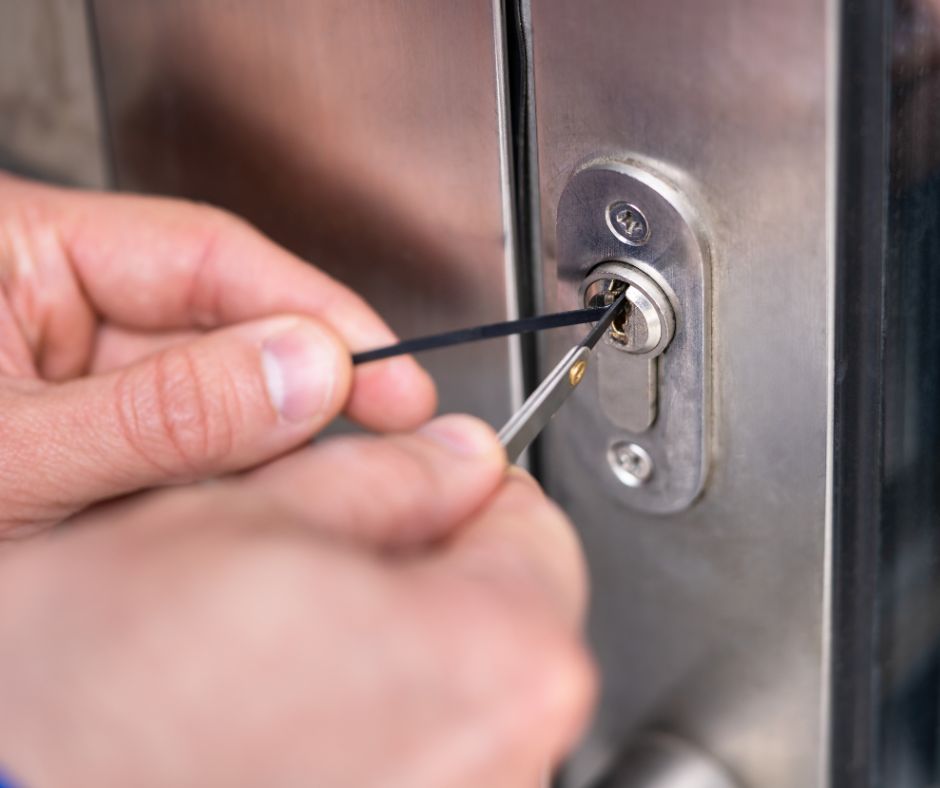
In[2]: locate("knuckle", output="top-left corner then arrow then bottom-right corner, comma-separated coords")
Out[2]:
525,633 -> 597,737
114,347 -> 237,473
382,442 -> 444,512
441,587 -> 596,735
486,612 -> 596,730
192,203 -> 255,249
494,477 -> 579,537
332,438 -> 445,539
181,203 -> 249,327
386,439 -> 474,538
497,474 -> 552,513
194,201 -> 242,230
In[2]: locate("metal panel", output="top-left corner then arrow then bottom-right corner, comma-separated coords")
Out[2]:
557,162 -> 710,514
0,0 -> 105,186
528,1 -> 831,785
89,0 -> 520,425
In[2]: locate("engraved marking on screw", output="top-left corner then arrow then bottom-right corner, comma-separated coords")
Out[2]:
569,359 -> 587,386
606,201 -> 650,246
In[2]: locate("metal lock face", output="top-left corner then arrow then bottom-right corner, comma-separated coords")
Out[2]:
556,160 -> 710,513
579,262 -> 676,436
581,262 -> 675,357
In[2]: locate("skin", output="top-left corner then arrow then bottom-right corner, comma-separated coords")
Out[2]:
0,170 -> 436,534
0,174 -> 596,787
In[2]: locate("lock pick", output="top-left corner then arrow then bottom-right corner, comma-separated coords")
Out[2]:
497,290 -> 628,462
352,292 -> 628,463
351,305 -> 609,365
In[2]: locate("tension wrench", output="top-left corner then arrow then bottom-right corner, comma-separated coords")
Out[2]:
497,290 -> 628,462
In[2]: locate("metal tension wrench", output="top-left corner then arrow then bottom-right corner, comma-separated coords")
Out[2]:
497,290 -> 627,462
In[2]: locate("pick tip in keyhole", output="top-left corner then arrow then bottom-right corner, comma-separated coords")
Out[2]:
609,301 -> 631,344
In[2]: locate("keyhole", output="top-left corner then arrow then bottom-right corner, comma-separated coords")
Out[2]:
609,301 -> 631,345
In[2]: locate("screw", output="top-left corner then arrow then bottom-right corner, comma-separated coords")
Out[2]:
607,441 -> 653,487
568,359 -> 587,386
607,201 -> 650,246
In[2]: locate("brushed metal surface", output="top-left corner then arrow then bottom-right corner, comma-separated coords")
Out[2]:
599,733 -> 739,788
89,0 -> 519,425
529,1 -> 831,785
0,0 -> 105,186
562,165 -> 708,514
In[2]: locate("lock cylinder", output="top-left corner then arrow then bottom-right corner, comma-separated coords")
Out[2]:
580,261 -> 676,358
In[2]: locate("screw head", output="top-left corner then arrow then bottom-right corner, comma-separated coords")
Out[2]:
568,359 -> 587,386
607,441 -> 654,487
606,201 -> 650,246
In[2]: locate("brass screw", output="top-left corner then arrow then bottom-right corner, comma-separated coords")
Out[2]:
568,359 -> 587,386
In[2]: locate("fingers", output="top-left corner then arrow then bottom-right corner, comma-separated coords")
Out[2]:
243,414 -> 507,548
0,173 -> 435,430
401,474 -> 595,782
0,200 -> 96,380
0,490 -> 594,788
0,315 -> 351,532
89,325 -> 201,374
439,471 -> 591,628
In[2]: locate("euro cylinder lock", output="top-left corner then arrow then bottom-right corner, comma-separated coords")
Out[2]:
578,260 -> 677,440
556,160 -> 709,514
582,263 -> 675,357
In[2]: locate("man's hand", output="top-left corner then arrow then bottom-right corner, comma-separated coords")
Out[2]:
0,173 -> 436,534
0,417 -> 596,788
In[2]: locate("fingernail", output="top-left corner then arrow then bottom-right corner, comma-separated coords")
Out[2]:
261,323 -> 342,423
419,415 -> 498,457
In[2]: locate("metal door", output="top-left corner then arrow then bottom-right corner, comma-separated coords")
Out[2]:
85,1 -> 940,786
528,2 -> 829,785
89,0 -> 525,428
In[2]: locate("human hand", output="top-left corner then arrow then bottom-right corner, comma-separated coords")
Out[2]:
0,173 -> 436,536
0,416 -> 595,788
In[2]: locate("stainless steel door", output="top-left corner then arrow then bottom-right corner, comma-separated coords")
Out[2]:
527,2 -> 830,785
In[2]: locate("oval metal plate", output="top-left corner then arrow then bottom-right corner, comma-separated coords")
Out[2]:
556,159 -> 711,514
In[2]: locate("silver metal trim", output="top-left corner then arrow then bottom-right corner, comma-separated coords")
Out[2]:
556,160 -> 710,513
491,0 -> 526,418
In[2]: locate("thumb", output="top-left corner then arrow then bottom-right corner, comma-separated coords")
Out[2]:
0,316 -> 351,533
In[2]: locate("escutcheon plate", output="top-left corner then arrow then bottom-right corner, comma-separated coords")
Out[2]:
556,160 -> 711,513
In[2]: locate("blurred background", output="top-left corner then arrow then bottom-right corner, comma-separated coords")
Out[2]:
0,1 -> 105,187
